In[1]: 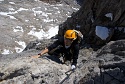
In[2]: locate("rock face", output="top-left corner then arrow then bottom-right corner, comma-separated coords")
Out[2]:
0,0 -> 125,84
58,0 -> 125,46
0,39 -> 125,84
78,40 -> 125,84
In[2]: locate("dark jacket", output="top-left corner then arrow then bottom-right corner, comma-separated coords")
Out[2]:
47,37 -> 80,66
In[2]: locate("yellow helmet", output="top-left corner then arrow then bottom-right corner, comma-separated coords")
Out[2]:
64,30 -> 77,40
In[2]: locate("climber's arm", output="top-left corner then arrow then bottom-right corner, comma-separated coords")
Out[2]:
32,48 -> 49,58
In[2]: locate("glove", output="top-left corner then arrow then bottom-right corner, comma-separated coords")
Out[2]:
71,65 -> 76,70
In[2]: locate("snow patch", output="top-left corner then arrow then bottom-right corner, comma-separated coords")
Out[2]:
56,4 -> 63,6
18,8 -> 28,12
2,49 -> 13,54
47,26 -> 59,38
13,26 -> 24,32
15,41 -> 26,53
28,28 -> 47,39
105,13 -> 113,21
0,7 -> 28,19
32,7 -> 45,16
53,7 -> 59,9
72,7 -> 79,11
9,8 -> 15,11
43,18 -> 53,23
96,26 -> 109,40
9,2 -> 15,4
28,25 -> 58,39
25,19 -> 29,22
0,12 -> 17,19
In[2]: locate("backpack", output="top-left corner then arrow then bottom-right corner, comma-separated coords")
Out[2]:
74,30 -> 83,44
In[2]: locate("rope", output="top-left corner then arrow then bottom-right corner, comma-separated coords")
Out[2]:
59,66 -> 78,84
59,69 -> 75,84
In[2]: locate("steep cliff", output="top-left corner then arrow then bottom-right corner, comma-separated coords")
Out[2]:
0,0 -> 125,84
58,0 -> 125,47
0,39 -> 125,84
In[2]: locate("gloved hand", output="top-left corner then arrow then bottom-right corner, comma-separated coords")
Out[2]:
71,65 -> 76,70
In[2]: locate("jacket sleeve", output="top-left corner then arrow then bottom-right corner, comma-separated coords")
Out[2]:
47,40 -> 60,52
47,37 -> 63,52
72,44 -> 80,66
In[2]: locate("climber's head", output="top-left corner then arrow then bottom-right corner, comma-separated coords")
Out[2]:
64,30 -> 77,47
64,30 -> 77,40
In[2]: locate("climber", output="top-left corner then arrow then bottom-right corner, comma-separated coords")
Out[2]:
32,29 -> 83,70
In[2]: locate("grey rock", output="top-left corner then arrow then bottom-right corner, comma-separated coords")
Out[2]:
0,39 -> 125,84
0,0 -> 125,84
59,0 -> 125,47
